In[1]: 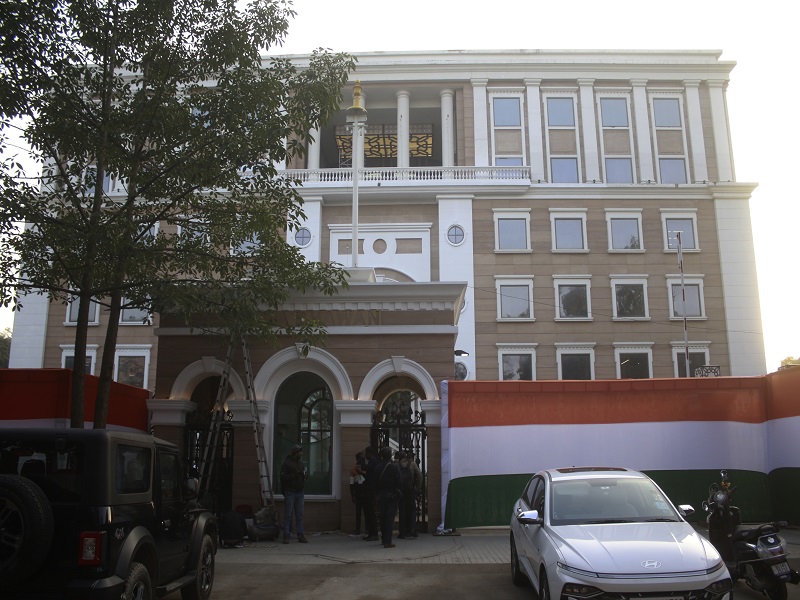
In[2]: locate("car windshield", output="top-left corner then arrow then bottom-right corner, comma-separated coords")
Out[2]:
550,477 -> 680,526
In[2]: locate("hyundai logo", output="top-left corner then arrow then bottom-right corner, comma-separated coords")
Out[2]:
641,560 -> 662,569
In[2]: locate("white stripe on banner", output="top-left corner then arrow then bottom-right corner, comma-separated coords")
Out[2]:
449,420 -> 778,480
767,416 -> 800,470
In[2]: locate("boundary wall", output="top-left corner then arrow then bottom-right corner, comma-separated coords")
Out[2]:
441,367 -> 800,529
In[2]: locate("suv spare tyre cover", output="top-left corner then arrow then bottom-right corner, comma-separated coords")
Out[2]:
0,474 -> 55,585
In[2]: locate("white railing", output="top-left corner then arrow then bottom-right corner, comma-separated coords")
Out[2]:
281,166 -> 532,184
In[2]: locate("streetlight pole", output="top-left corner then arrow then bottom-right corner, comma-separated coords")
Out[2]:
346,81 -> 367,269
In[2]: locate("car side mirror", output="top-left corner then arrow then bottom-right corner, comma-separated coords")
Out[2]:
678,504 -> 695,518
517,509 -> 542,525
184,477 -> 199,499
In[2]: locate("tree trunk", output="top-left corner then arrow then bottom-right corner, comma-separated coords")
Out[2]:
94,287 -> 123,429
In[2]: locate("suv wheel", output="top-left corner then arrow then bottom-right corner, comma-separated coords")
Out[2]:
181,533 -> 215,600
0,475 -> 54,585
123,562 -> 152,600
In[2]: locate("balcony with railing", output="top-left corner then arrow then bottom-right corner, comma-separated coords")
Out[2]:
281,165 -> 533,187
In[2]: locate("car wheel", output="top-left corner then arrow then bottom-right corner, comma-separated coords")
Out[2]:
123,562 -> 152,600
510,534 -> 527,586
0,475 -> 54,585
181,533 -> 215,600
539,569 -> 551,600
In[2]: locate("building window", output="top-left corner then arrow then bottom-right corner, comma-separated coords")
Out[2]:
447,224 -> 466,246
294,227 -> 312,248
493,209 -> 531,252
114,345 -> 151,389
661,210 -> 699,251
651,95 -> 688,184
556,343 -> 595,380
498,344 -> 537,380
614,343 -> 653,379
61,345 -> 98,374
671,343 -> 711,377
544,93 -> 581,183
553,275 -> 592,320
491,93 -> 526,167
120,298 -> 151,325
598,96 -> 635,184
666,276 -> 706,319
66,297 -> 99,325
610,275 -> 649,320
605,209 -> 643,252
495,276 -> 534,321
550,209 -> 588,252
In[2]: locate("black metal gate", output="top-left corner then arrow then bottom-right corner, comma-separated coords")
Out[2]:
187,424 -> 234,514
370,397 -> 428,532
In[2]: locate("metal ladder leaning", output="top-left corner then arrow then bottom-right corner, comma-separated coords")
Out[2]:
197,334 -> 276,520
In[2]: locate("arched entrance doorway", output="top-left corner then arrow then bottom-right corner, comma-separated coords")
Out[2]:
273,372 -> 334,496
186,376 -> 234,513
370,377 -> 428,531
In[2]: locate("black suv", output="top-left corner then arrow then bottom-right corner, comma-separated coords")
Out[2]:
0,428 -> 217,599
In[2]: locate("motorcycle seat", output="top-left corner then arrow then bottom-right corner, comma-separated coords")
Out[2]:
732,523 -> 778,542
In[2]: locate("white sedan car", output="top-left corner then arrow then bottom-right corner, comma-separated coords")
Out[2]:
510,467 -> 732,600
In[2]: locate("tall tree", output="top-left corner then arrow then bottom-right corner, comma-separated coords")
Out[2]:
0,0 -> 353,427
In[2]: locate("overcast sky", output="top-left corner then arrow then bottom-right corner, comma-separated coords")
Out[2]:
4,0 -> 797,371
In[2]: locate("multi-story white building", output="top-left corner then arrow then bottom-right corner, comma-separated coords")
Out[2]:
9,50 -> 765,531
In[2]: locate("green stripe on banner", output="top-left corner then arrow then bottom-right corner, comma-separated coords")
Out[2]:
444,469 -> 797,529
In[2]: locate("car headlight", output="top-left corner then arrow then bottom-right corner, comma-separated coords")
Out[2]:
562,582 -> 604,598
557,562 -> 599,578
704,577 -> 732,596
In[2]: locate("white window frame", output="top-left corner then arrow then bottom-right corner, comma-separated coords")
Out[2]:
549,209 -> 588,252
597,92 -> 636,184
650,92 -> 689,184
489,91 -> 526,167
553,275 -> 592,321
493,208 -> 531,253
114,344 -> 152,389
555,343 -> 596,380
495,275 -> 535,322
497,343 -> 538,381
446,224 -> 467,247
614,342 -> 654,379
660,209 -> 699,252
543,91 -> 581,183
120,297 -> 152,326
61,344 -> 98,375
605,208 -> 644,253
66,297 -> 99,326
610,274 -> 650,320
666,275 -> 706,320
670,342 -> 711,378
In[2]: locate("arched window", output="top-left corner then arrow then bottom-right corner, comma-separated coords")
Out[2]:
274,375 -> 333,495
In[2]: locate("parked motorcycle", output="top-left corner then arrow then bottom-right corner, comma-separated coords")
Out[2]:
702,470 -> 799,600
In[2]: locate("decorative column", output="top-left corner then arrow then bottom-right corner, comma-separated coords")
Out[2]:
397,90 -> 410,169
471,79 -> 489,167
708,80 -> 734,182
578,79 -> 600,182
684,80 -> 708,182
440,89 -> 455,167
525,79 -> 545,182
631,79 -> 655,182
307,126 -> 321,170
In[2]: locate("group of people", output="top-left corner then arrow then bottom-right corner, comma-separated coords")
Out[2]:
278,442 -> 423,549
350,445 -> 423,548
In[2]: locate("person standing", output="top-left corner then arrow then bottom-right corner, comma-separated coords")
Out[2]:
280,444 -> 308,544
397,450 -> 422,539
349,451 -> 367,535
361,446 -> 379,541
374,446 -> 402,548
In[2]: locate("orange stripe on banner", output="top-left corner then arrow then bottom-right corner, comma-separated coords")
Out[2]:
447,378 -> 775,427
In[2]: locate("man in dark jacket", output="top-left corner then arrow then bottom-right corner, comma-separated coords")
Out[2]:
361,446 -> 379,541
280,444 -> 308,543
373,446 -> 402,548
